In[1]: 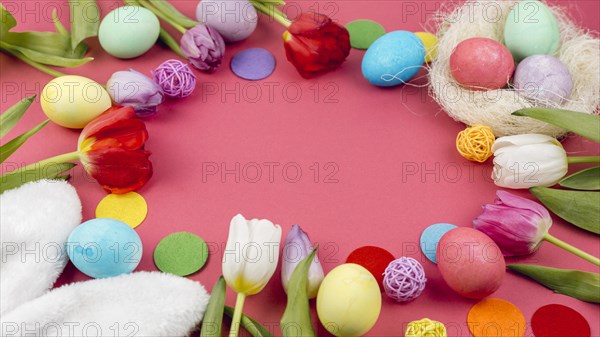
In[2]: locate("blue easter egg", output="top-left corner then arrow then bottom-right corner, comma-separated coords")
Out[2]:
67,218 -> 142,279
362,31 -> 425,87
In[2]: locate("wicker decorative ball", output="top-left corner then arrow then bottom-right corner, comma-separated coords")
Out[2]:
456,125 -> 495,163
383,257 -> 427,302
405,318 -> 447,337
153,59 -> 197,98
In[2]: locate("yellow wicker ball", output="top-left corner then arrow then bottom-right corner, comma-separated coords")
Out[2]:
456,125 -> 496,163
405,318 -> 447,337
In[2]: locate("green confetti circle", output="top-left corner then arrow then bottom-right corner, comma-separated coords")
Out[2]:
346,19 -> 386,50
153,232 -> 209,276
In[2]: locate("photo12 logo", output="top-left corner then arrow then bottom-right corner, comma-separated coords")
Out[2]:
201,161 -> 340,183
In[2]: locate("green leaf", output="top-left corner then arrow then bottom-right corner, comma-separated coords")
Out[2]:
0,120 -> 49,163
530,187 -> 600,234
508,264 -> 600,303
52,9 -> 69,36
224,306 -> 274,337
147,0 -> 199,28
512,108 -> 600,143
0,162 -> 76,194
560,167 -> 600,191
4,31 -> 88,59
69,0 -> 100,50
0,41 -> 93,67
281,249 -> 317,337
0,3 -> 17,40
0,95 -> 35,138
200,276 -> 226,337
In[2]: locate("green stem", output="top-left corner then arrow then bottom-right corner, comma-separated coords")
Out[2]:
544,234 -> 600,267
138,0 -> 187,33
567,156 -> 600,164
0,47 -> 66,77
250,0 -> 291,27
228,292 -> 246,337
159,28 -> 186,58
17,151 -> 81,173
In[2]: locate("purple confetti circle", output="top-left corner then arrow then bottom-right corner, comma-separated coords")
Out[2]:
230,48 -> 276,81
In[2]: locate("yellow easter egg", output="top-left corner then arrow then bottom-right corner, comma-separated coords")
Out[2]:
415,32 -> 438,63
41,75 -> 112,129
316,263 -> 382,337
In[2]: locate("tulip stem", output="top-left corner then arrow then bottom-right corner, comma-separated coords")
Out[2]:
16,151 -> 81,173
137,0 -> 187,33
250,0 -> 291,27
229,292 -> 246,337
544,234 -> 600,267
567,156 -> 600,164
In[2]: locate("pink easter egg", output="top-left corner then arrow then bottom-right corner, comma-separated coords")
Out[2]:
450,37 -> 515,91
437,227 -> 505,299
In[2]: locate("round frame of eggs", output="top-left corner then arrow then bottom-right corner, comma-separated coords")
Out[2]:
428,0 -> 599,137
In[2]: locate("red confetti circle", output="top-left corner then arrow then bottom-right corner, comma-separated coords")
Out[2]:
346,246 -> 395,290
532,304 -> 590,337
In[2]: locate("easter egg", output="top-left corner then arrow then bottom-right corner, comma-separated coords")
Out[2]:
317,264 -> 381,337
504,0 -> 560,61
362,31 -> 425,87
415,32 -> 438,63
41,75 -> 112,129
67,218 -> 143,279
450,37 -> 514,91
437,227 -> 505,299
513,55 -> 573,105
99,6 -> 160,59
196,0 -> 257,43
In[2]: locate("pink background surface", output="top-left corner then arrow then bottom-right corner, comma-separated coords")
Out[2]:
2,0 -> 599,336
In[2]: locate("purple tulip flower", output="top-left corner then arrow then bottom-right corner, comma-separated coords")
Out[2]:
281,224 -> 324,299
107,69 -> 164,117
473,191 -> 552,256
180,24 -> 226,73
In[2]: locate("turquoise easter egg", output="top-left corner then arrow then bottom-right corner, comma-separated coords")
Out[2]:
67,218 -> 143,279
99,6 -> 160,59
362,31 -> 425,87
504,1 -> 560,61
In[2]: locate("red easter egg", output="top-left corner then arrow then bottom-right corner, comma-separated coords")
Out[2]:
346,246 -> 395,290
437,227 -> 505,299
450,37 -> 515,90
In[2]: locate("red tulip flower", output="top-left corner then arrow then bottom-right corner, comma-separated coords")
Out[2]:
283,12 -> 351,78
77,106 -> 153,194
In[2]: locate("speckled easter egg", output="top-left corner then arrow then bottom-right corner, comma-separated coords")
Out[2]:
450,37 -> 514,90
504,0 -> 560,61
362,31 -> 425,87
67,218 -> 143,279
317,264 -> 382,337
513,54 -> 573,105
437,227 -> 505,299
196,0 -> 257,43
41,75 -> 112,129
99,6 -> 160,59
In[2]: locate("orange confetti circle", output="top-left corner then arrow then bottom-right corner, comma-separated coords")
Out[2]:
467,298 -> 526,337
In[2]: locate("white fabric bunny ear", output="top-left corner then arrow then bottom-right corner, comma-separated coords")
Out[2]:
1,271 -> 209,337
0,180 -> 82,314
1,180 -> 210,336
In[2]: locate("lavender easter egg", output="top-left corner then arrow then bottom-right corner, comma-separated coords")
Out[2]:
513,55 -> 573,105
450,37 -> 514,90
196,0 -> 257,43
437,227 -> 505,299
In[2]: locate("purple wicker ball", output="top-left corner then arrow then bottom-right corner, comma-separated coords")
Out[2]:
383,257 -> 427,302
152,59 -> 197,98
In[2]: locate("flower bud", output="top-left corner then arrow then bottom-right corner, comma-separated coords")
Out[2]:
180,24 -> 226,73
107,69 -> 164,117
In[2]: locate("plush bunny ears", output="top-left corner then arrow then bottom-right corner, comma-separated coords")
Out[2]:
1,180 -> 210,336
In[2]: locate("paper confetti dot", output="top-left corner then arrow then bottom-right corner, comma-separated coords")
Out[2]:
346,246 -> 395,290
230,48 -> 276,80
420,223 -> 457,264
154,232 -> 209,276
532,304 -> 590,337
95,192 -> 148,228
468,298 -> 526,337
345,19 -> 386,49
